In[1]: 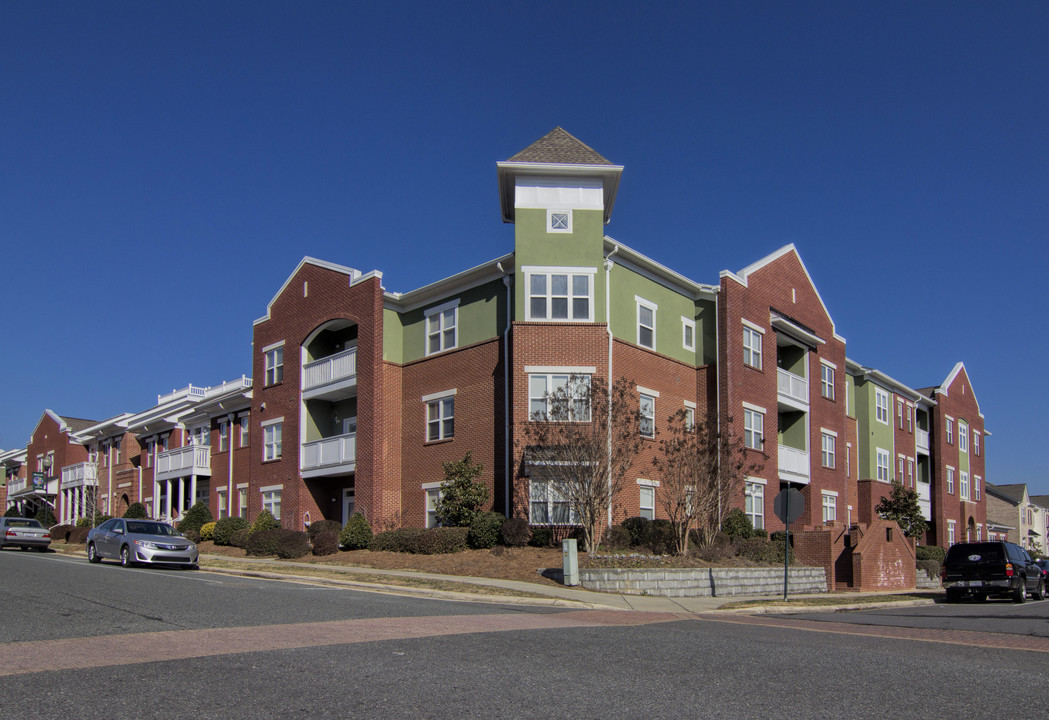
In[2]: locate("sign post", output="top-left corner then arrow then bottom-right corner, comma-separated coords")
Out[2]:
773,487 -> 804,601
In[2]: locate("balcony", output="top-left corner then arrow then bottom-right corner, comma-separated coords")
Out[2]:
61,462 -> 98,489
7,477 -> 27,495
916,479 -> 932,520
302,347 -> 358,401
301,432 -> 356,478
916,429 -> 930,455
777,368 -> 808,410
156,445 -> 211,482
778,444 -> 810,483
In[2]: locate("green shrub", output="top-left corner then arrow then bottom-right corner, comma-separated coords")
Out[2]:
603,525 -> 633,550
274,529 -> 310,559
500,517 -> 531,547
213,516 -> 250,546
230,528 -> 251,548
917,558 -> 941,581
621,517 -> 651,547
647,519 -> 675,555
468,511 -> 504,549
50,524 -> 74,543
529,527 -> 553,548
434,451 -> 488,527
73,512 -> 111,528
721,508 -> 754,540
178,502 -> 214,538
737,536 -> 793,564
339,512 -> 373,550
770,530 -> 793,545
312,530 -> 339,556
199,522 -> 216,542
123,502 -> 149,519
916,545 -> 946,564
182,528 -> 201,543
697,538 -> 736,563
415,527 -> 469,554
67,526 -> 89,544
4,506 -> 22,517
307,519 -> 342,540
246,528 -> 282,556
369,527 -> 426,553
75,516 -> 92,528
34,507 -> 57,527
251,509 -> 280,534
751,528 -> 769,539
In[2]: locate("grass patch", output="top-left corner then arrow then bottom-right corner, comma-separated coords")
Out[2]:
717,593 -> 937,610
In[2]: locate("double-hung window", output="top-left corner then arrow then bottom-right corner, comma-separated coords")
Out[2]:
639,391 -> 656,439
946,466 -> 955,494
822,492 -> 837,523
876,448 -> 890,482
425,300 -> 458,355
946,417 -> 954,444
959,421 -> 968,453
262,419 -> 283,461
975,475 -> 981,501
742,322 -> 763,369
682,317 -> 695,352
528,478 -> 576,525
960,471 -> 970,501
423,484 -> 442,528
821,431 -> 836,469
528,372 -> 591,422
875,388 -> 890,425
239,416 -> 249,447
260,486 -> 281,520
525,267 -> 594,322
638,482 -> 656,521
264,343 -> 284,385
424,390 -> 455,442
820,363 -> 835,400
218,422 -> 229,452
744,405 -> 764,451
636,297 -> 656,350
973,432 -> 980,456
745,480 -> 764,530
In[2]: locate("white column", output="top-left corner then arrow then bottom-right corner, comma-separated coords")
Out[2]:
152,481 -> 159,520
176,478 -> 185,518
190,474 -> 198,510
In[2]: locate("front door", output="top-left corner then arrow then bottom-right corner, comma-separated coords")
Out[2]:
342,488 -> 354,523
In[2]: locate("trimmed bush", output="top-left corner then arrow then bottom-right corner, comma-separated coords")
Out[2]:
274,529 -> 310,559
4,506 -> 22,517
34,507 -> 57,527
696,538 -> 736,563
752,528 -> 769,539
369,527 -> 426,553
67,526 -> 90,544
415,527 -> 469,554
75,516 -> 92,528
199,522 -> 216,542
312,530 -> 339,556
721,508 -> 754,540
468,511 -> 505,549
307,519 -> 342,540
529,527 -> 554,548
621,517 -> 651,547
51,524 -> 74,543
178,502 -> 214,539
246,528 -> 282,556
339,512 -> 373,550
182,528 -> 201,543
213,516 -> 250,546
123,502 -> 149,519
770,530 -> 793,545
916,545 -> 946,564
230,528 -> 251,549
602,525 -> 633,551
737,536 -> 793,564
647,519 -> 675,555
251,509 -> 280,534
917,558 -> 941,581
501,517 -> 531,547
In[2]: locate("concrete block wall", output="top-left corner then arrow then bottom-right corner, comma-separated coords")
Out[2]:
579,566 -> 827,597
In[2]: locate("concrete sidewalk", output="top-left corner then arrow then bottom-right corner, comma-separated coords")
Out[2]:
198,553 -> 937,615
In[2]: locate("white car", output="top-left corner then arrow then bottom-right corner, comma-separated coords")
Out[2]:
0,517 -> 51,551
86,518 -> 198,569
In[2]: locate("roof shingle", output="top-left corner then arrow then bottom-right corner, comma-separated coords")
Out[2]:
507,127 -> 613,165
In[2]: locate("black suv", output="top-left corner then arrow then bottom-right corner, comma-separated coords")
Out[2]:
942,541 -> 1045,603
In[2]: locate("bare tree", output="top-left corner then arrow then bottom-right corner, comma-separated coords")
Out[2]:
652,411 -> 762,554
519,375 -> 642,553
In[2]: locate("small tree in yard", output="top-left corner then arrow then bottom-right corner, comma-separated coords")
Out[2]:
876,479 -> 928,539
652,411 -> 762,555
434,452 -> 489,527
520,375 -> 642,554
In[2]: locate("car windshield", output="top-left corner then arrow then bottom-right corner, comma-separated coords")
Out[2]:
125,522 -> 178,537
6,519 -> 42,528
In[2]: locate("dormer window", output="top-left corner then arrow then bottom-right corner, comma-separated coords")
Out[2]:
548,209 -> 572,233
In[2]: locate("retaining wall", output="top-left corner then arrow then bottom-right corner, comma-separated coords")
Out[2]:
579,566 -> 827,597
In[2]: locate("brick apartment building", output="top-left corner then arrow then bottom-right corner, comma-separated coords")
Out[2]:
2,128 -> 990,578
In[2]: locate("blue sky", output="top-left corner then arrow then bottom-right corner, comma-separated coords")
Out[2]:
2,2 -> 1046,492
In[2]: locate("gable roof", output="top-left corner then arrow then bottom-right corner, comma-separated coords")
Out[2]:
986,482 -> 1028,505
508,127 -> 613,165
254,257 -> 377,326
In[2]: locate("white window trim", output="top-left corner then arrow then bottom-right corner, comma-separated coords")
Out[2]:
636,385 -> 661,398
529,372 -> 592,423
744,406 -> 765,451
636,478 -> 661,487
525,365 -> 597,374
260,417 -> 284,428
946,466 -> 956,494
640,393 -> 656,438
682,317 -> 695,352
741,318 -> 765,334
261,340 -> 286,353
259,484 -> 283,494
875,387 -> 890,425
547,208 -> 572,233
425,299 -> 460,356
522,266 -> 597,323
426,393 -> 455,442
636,296 -> 658,350
876,448 -> 890,482
742,323 -> 763,370
683,399 -> 697,409
421,388 -> 457,403
820,362 -> 835,400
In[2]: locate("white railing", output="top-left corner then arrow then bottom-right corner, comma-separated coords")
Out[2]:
778,444 -> 810,480
303,347 -> 357,392
156,385 -> 207,405
916,429 -> 930,453
60,462 -> 98,489
204,375 -> 252,398
156,445 -> 211,481
777,368 -> 808,404
302,433 -> 356,471
7,477 -> 27,494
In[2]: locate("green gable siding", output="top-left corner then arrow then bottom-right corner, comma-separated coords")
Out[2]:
393,279 -> 506,365
608,263 -> 699,365
855,379 -> 894,480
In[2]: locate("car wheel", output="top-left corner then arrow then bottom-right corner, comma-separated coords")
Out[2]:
183,563 -> 198,571
19,546 -> 28,551
946,588 -> 961,603
1013,579 -> 1027,603
1034,578 -> 1045,602
120,545 -> 133,568
87,543 -> 101,564
36,546 -> 47,553
974,593 -> 987,602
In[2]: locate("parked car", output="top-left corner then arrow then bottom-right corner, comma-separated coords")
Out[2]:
1035,557 -> 1049,583
0,517 -> 51,551
86,518 -> 198,569
941,541 -> 1044,603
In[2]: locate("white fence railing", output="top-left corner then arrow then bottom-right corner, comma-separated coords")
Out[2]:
60,462 -> 98,489
302,433 -> 356,471
156,445 -> 211,481
916,428 -> 930,453
778,444 -> 810,480
777,368 -> 808,404
303,347 -> 358,392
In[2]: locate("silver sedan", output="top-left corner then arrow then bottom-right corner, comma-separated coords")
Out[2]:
86,518 -> 198,569
0,517 -> 51,551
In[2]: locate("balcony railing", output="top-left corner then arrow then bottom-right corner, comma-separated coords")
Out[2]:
302,432 -> 356,472
916,429 -> 930,454
61,462 -> 98,489
7,477 -> 27,495
778,444 -> 810,481
303,347 -> 357,393
156,445 -> 211,482
777,368 -> 808,405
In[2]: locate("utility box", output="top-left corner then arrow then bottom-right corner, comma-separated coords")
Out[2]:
562,538 -> 579,586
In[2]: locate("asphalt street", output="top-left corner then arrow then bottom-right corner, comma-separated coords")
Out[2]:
3,550 -> 1049,719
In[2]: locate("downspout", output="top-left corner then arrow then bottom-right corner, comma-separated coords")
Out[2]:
713,287 -> 724,531
604,244 -> 619,530
497,262 -> 512,517
227,412 -> 235,519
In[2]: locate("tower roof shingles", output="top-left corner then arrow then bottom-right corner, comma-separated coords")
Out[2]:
508,127 -> 613,165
